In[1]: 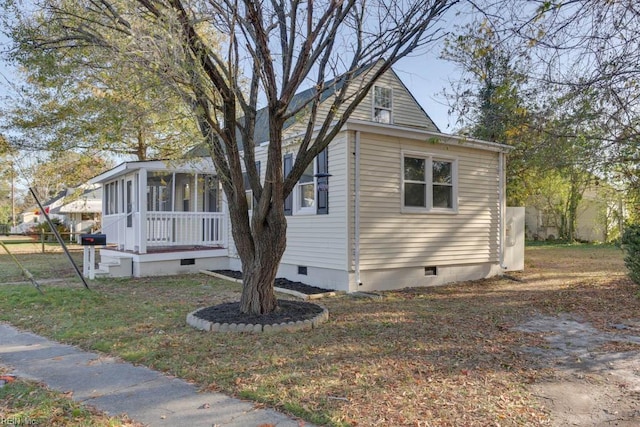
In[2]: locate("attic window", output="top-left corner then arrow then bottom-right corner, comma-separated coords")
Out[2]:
373,86 -> 392,124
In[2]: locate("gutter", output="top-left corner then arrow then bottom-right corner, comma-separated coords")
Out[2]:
344,120 -> 513,153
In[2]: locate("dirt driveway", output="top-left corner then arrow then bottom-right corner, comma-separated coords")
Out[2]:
513,245 -> 640,426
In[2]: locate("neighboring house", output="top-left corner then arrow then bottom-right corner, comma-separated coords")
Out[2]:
13,191 -> 68,234
13,185 -> 102,236
55,185 -> 103,237
525,185 -> 625,243
90,64 -> 522,291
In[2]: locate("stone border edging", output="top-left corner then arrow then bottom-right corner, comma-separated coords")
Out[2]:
186,305 -> 329,333
199,270 -> 345,300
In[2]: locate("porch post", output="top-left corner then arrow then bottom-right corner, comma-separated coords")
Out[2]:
194,173 -> 198,212
172,172 -> 176,211
138,169 -> 147,254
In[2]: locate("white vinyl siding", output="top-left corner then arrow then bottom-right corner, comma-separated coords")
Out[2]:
282,64 -> 438,140
227,136 -> 349,271
282,133 -> 349,270
281,134 -> 349,270
355,132 -> 500,270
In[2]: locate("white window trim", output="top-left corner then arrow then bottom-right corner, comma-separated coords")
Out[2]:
293,160 -> 317,215
401,150 -> 458,214
372,85 -> 393,124
245,189 -> 253,212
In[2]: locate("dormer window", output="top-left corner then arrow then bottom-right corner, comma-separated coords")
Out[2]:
373,86 -> 393,124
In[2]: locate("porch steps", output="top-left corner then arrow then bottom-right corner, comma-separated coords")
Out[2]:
97,255 -> 133,278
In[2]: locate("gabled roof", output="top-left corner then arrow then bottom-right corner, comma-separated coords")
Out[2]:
187,63 -> 377,157
41,190 -> 67,209
54,186 -> 103,214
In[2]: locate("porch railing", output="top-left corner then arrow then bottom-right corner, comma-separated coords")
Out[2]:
146,212 -> 225,247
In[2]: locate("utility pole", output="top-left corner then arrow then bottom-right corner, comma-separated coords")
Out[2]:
11,162 -> 16,227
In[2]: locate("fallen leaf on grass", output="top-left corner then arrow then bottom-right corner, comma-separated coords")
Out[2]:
0,375 -> 16,383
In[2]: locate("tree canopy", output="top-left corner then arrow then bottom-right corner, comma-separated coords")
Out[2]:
1,0 -> 204,160
443,1 -> 638,239
2,0 -> 459,314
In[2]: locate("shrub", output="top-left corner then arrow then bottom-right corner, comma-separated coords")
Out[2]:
621,224 -> 640,285
31,218 -> 68,242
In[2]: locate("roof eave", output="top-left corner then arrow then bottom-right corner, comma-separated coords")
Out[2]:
344,120 -> 513,153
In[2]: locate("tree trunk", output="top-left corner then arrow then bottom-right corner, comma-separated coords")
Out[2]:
233,200 -> 288,315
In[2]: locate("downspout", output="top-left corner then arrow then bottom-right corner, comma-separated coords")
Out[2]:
499,151 -> 507,269
354,131 -> 362,288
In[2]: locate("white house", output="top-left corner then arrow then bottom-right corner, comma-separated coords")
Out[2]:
54,185 -> 103,237
90,66 -> 523,290
13,185 -> 102,236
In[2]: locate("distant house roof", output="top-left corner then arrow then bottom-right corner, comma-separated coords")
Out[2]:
56,186 -> 103,214
32,185 -> 103,215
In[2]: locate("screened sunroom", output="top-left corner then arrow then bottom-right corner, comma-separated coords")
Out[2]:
91,159 -> 226,255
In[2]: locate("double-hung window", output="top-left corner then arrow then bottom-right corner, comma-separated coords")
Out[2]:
402,152 -> 457,212
296,161 -> 316,214
284,149 -> 329,216
373,86 -> 393,124
243,161 -> 261,211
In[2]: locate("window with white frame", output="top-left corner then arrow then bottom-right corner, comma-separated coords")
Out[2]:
242,172 -> 254,211
243,161 -> 261,211
295,161 -> 316,214
146,172 -> 173,212
373,86 -> 393,124
402,152 -> 457,212
284,150 -> 328,216
105,181 -> 120,215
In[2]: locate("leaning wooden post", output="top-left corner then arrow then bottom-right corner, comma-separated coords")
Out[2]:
29,188 -> 90,290
0,239 -> 44,294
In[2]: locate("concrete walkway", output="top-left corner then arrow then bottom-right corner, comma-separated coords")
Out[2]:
0,323 -> 311,426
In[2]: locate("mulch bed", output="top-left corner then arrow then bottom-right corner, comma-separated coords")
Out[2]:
210,269 -> 333,295
193,300 -> 324,325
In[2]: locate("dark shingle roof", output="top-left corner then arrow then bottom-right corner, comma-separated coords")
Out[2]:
187,64 -> 373,157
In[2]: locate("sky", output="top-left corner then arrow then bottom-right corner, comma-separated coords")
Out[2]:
0,26 -> 461,140
395,54 -> 460,132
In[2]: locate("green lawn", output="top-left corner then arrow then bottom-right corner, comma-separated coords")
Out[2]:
0,244 -> 636,426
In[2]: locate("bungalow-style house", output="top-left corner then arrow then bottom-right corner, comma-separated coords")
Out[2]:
55,185 -> 103,238
13,185 -> 102,237
90,65 -> 523,291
